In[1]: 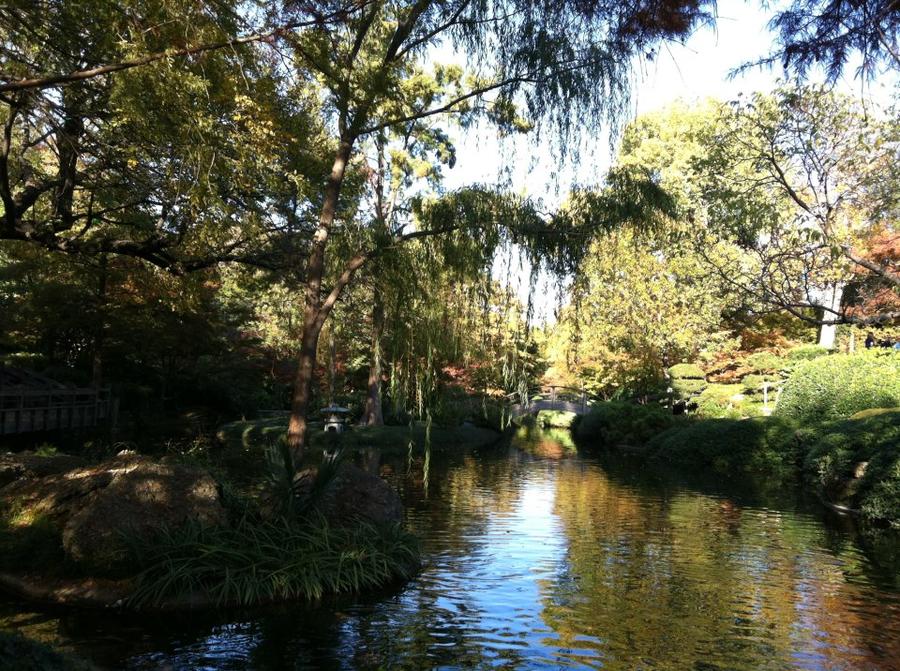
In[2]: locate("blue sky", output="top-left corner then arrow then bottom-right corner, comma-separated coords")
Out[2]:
443,0 -> 780,198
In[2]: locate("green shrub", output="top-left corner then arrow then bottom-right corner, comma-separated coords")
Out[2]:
216,419 -> 500,467
802,408 -> 900,526
575,401 -> 674,448
745,352 -> 784,373
34,443 -> 58,457
536,410 -> 577,429
741,374 -> 781,394
786,344 -> 829,362
128,515 -> 420,608
647,416 -> 801,477
670,378 -> 707,399
668,363 -> 705,379
695,384 -> 748,419
776,351 -> 900,423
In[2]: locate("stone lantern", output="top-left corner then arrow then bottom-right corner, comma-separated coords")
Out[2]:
321,405 -> 351,433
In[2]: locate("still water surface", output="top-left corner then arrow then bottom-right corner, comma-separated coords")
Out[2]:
3,427 -> 900,669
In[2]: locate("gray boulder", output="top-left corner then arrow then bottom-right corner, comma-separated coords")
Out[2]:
298,461 -> 403,527
0,452 -> 87,487
1,453 -> 226,570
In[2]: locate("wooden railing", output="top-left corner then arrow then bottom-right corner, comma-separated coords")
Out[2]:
0,387 -> 112,435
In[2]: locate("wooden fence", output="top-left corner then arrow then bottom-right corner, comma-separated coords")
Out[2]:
0,387 -> 112,435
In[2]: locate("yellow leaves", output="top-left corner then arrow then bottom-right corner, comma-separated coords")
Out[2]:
434,63 -> 464,86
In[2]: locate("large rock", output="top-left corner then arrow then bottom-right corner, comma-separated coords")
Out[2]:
299,462 -> 403,527
0,452 -> 87,487
1,453 -> 226,570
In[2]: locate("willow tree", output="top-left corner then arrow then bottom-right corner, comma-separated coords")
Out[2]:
273,0 -> 715,457
748,0 -> 900,81
353,114 -> 542,426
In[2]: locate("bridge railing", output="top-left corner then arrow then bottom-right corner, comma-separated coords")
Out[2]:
0,387 -> 112,435
505,385 -> 593,416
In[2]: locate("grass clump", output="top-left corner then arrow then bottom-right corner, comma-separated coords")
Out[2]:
128,514 -> 419,608
776,350 -> 900,423
125,442 -> 420,608
574,401 -> 674,448
646,416 -> 801,478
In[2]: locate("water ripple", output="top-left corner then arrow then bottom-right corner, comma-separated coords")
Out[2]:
5,434 -> 900,670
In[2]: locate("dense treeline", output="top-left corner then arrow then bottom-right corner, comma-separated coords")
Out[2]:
1,1 -> 896,444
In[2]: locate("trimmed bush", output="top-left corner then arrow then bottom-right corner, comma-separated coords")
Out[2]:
776,350 -> 900,423
695,383 -> 748,419
745,352 -> 784,373
574,401 -> 674,448
802,408 -> 900,526
671,378 -> 707,399
647,416 -> 801,477
786,344 -> 829,362
668,363 -> 705,379
741,374 -> 780,394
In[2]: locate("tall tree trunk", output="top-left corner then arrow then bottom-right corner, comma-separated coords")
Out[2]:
364,286 -> 385,426
91,254 -> 108,388
287,139 -> 353,460
816,282 -> 844,349
327,327 -> 337,406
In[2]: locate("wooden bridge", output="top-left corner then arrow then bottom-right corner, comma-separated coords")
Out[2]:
506,386 -> 592,422
0,367 -> 113,436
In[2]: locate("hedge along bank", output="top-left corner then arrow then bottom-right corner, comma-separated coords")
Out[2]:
573,350 -> 900,527
775,350 -> 900,424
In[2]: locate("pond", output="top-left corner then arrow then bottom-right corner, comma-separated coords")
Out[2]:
3,426 -> 900,669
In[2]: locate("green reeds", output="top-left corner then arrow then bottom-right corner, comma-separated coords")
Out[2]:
127,514 -> 420,608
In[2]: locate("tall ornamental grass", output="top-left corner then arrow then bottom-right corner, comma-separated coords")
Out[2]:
128,515 -> 419,608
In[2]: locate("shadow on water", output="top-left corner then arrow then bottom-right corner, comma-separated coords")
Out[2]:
3,427 -> 900,670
